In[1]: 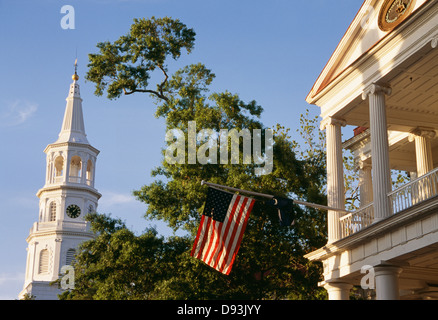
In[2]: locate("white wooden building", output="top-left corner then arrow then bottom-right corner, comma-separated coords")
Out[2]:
305,0 -> 438,300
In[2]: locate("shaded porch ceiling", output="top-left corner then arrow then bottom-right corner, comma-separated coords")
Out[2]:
339,43 -> 438,172
336,43 -> 438,132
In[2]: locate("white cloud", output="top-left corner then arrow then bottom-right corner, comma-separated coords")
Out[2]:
99,190 -> 137,206
0,272 -> 24,286
0,272 -> 25,300
0,99 -> 38,127
7,196 -> 39,210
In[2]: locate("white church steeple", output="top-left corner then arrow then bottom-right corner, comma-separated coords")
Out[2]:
56,60 -> 89,145
19,63 -> 101,300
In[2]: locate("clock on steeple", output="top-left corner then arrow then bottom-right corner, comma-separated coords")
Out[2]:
66,204 -> 81,219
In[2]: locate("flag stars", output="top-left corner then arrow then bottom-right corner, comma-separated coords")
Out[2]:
203,187 -> 234,222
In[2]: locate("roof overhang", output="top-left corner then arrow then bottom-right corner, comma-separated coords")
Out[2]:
306,0 -> 438,135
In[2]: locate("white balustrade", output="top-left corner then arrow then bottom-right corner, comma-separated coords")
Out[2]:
389,167 -> 438,214
31,220 -> 90,233
340,203 -> 374,238
339,167 -> 438,238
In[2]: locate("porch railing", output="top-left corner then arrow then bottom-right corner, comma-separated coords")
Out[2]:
340,203 -> 374,238
339,167 -> 438,238
389,167 -> 438,214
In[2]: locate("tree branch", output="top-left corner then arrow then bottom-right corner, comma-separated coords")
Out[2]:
121,64 -> 170,102
123,87 -> 169,102
157,64 -> 169,98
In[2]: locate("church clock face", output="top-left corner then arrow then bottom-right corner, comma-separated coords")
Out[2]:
66,204 -> 81,218
379,0 -> 415,32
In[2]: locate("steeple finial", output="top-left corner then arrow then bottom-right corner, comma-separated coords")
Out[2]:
72,58 -> 79,81
55,60 -> 88,144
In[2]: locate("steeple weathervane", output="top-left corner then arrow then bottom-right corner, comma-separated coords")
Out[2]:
72,58 -> 79,81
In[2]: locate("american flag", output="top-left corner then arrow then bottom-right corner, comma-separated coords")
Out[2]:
191,187 -> 255,275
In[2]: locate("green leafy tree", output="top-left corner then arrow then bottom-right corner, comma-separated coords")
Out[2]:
63,17 -> 329,300
59,213 -> 196,300
86,16 -> 195,102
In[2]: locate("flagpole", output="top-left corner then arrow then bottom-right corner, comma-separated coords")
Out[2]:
292,200 -> 351,214
201,180 -> 274,199
201,180 -> 352,214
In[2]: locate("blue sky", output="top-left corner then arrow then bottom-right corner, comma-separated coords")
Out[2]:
0,0 -> 362,299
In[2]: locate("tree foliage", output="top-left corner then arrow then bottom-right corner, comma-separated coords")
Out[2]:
85,17 -> 196,101
62,17 -> 330,300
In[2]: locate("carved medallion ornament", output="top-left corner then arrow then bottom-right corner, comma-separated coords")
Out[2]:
378,0 -> 416,32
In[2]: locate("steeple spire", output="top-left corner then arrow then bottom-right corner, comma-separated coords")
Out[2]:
55,60 -> 89,144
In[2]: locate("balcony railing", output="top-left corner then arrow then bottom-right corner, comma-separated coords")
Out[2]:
30,220 -> 91,234
340,203 -> 374,238
49,175 -> 93,186
68,176 -> 81,183
54,176 -> 64,183
389,167 -> 438,214
339,167 -> 438,238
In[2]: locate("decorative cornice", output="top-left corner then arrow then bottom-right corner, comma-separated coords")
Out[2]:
44,142 -> 100,155
307,0 -> 438,107
362,83 -> 392,100
36,184 -> 102,199
26,230 -> 95,243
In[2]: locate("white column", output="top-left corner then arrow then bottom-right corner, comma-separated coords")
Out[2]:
374,265 -> 402,300
362,84 -> 392,223
65,153 -> 71,183
323,282 -> 353,300
46,154 -> 51,184
409,128 -> 435,177
409,128 -> 436,201
359,161 -> 373,206
80,155 -> 88,184
92,157 -> 97,188
321,117 -> 346,243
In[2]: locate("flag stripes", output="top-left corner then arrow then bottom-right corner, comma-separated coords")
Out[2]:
191,193 -> 255,275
